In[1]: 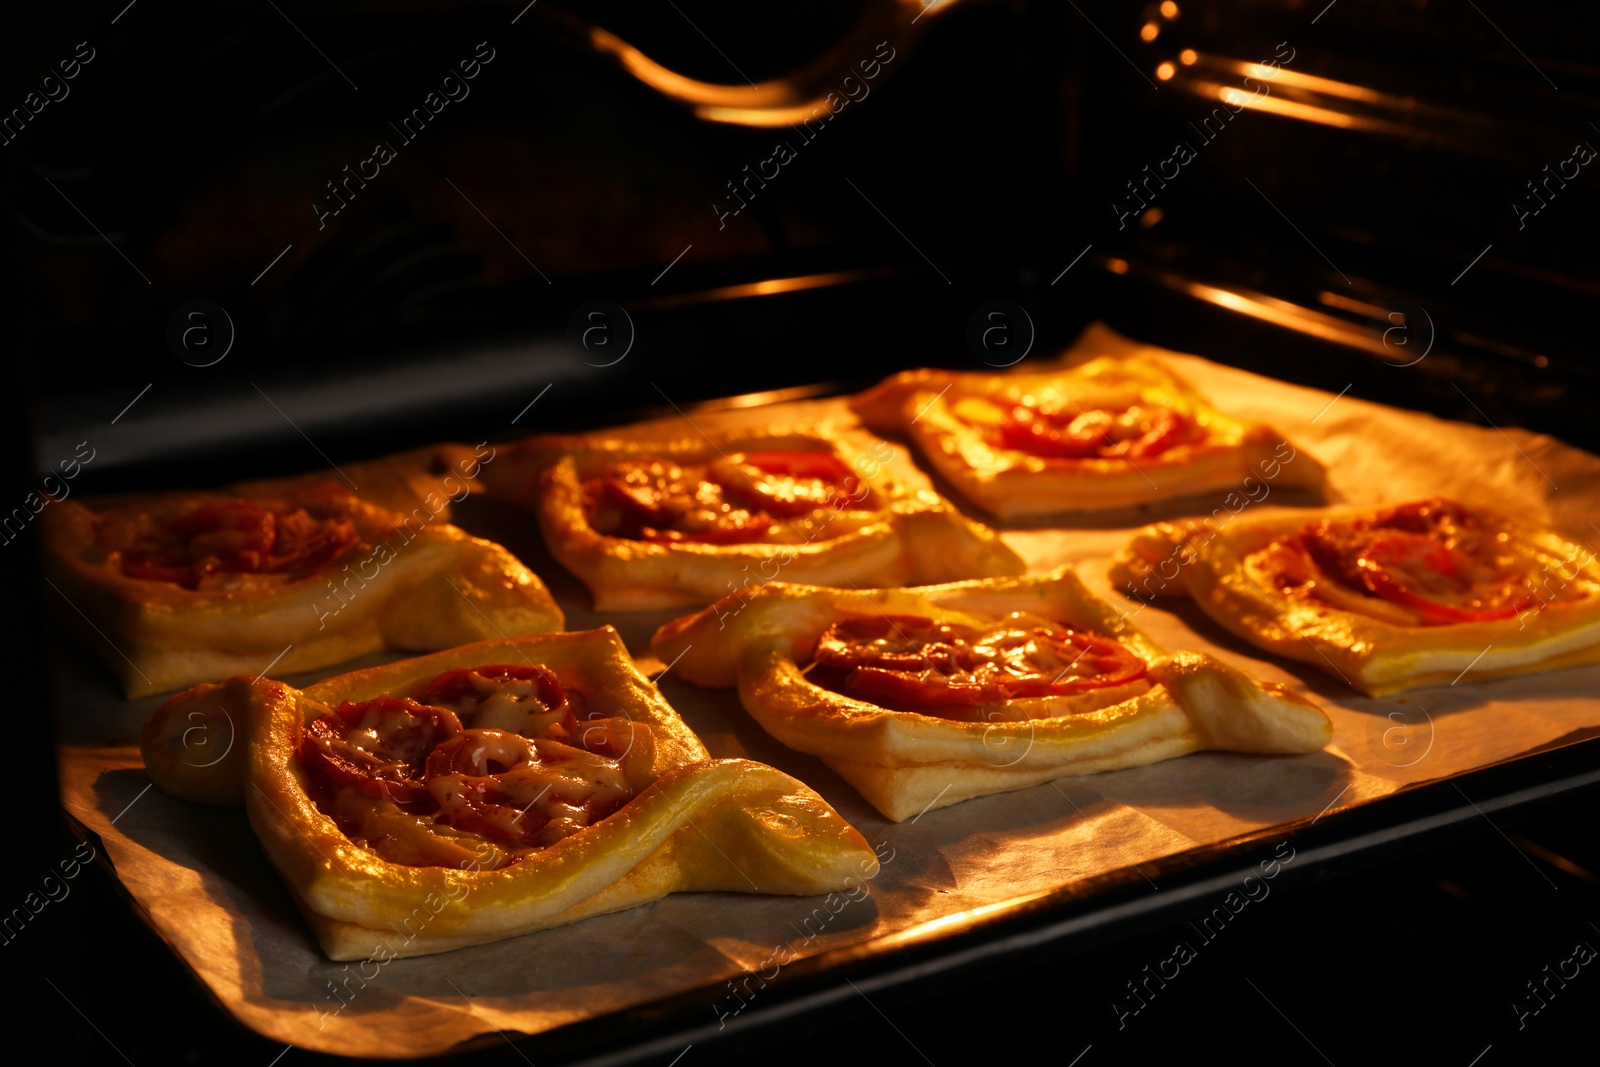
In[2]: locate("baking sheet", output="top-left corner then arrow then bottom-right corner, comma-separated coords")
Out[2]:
56,323 -> 1600,1058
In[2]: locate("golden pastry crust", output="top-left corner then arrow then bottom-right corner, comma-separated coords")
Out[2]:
140,629 -> 880,960
1109,500 -> 1600,695
850,353 -> 1325,520
44,474 -> 562,699
481,424 -> 1024,611
651,569 -> 1331,821
231,442 -> 498,518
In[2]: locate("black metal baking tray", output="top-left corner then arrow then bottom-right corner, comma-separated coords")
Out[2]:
32,285 -> 1600,1062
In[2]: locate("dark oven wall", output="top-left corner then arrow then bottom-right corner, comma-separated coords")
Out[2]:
8,0 -> 1064,492
1069,0 -> 1600,454
8,0 -> 1598,491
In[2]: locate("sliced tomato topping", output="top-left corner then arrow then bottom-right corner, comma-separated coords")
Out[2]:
636,513 -> 783,546
720,451 -> 868,519
1124,409 -> 1192,458
581,449 -> 871,545
997,407 -> 1100,459
1296,498 -> 1536,625
810,614 -> 1147,718
299,664 -> 655,860
424,729 -> 538,778
996,402 -> 1196,461
425,735 -> 638,848
815,615 -> 953,671
553,709 -> 649,764
741,450 -> 856,482
418,664 -> 567,715
422,729 -> 553,846
426,769 -> 547,847
298,698 -> 462,805
119,558 -> 196,585
109,494 -> 362,589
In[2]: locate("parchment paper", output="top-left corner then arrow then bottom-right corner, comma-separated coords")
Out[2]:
56,324 -> 1600,1058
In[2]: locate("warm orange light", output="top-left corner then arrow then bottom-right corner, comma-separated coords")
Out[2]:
1318,291 -> 1392,320
590,26 -> 783,107
1107,258 -> 1130,274
586,24 -> 848,127
699,104 -> 839,127
1182,64 -> 1449,139
1161,1 -> 1179,17
1180,48 -> 1198,65
1156,62 -> 1176,81
1141,21 -> 1160,42
1185,78 -> 1387,132
632,269 -> 881,311
703,384 -> 838,410
1139,206 -> 1164,228
1185,281 -> 1399,357
1231,62 -> 1383,103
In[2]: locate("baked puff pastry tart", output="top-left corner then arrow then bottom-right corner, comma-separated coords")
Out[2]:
44,475 -> 562,698
481,426 -> 1024,611
1111,497 -> 1600,695
850,350 -> 1325,520
650,568 -> 1331,821
140,629 -> 879,960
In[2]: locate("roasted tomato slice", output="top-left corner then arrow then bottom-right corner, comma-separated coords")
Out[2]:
118,558 -> 196,585
743,451 -> 854,480
425,728 -> 538,778
638,513 -> 781,546
425,730 -> 547,847
425,731 -> 638,847
417,664 -> 567,716
590,466 -> 684,531
111,495 -> 361,589
996,403 -> 1195,461
418,662 -> 652,771
553,709 -> 651,764
812,614 -> 1147,716
814,615 -> 961,671
997,406 -> 1103,459
298,697 -> 462,805
581,449 -> 869,544
719,451 -> 871,518
1298,498 -> 1535,624
1123,408 -> 1192,458
266,506 -> 361,573
302,664 -> 654,855
582,458 -> 778,545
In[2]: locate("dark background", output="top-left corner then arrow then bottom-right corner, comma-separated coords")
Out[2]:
5,1 -> 1598,1063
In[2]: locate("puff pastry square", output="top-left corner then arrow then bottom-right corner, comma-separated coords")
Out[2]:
850,335 -> 1325,520
481,424 -> 1024,611
1111,497 -> 1600,696
44,456 -> 562,697
140,628 -> 879,960
651,568 -> 1331,821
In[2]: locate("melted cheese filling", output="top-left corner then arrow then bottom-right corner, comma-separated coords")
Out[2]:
300,669 -> 651,869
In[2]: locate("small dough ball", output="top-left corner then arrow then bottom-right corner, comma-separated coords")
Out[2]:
141,679 -> 254,805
